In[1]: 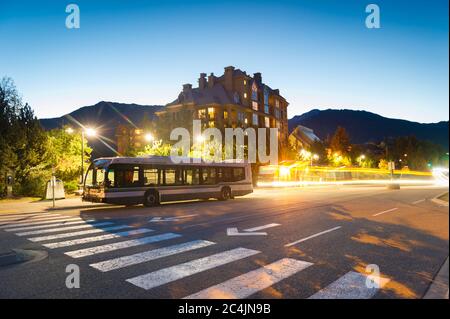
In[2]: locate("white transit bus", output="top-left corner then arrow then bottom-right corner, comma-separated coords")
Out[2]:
82,156 -> 253,206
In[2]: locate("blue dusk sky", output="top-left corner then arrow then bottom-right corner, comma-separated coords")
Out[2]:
0,0 -> 448,122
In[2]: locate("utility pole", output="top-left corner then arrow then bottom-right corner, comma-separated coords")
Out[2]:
81,130 -> 84,186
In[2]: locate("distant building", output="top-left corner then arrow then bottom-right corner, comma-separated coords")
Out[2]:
289,125 -> 321,150
156,66 -> 290,160
116,125 -> 148,155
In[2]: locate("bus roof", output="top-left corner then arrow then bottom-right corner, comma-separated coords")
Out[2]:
92,156 -> 250,168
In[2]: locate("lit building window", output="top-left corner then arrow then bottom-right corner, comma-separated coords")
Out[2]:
224,111 -> 228,120
198,109 -> 207,119
252,82 -> 258,100
265,117 -> 270,128
252,101 -> 258,111
275,99 -> 280,108
208,107 -> 215,119
135,129 -> 142,135
244,93 -> 247,99
244,118 -> 248,124
208,121 -> 215,128
252,113 -> 259,126
244,79 -> 247,85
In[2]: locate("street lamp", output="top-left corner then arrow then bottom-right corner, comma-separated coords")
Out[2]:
311,154 -> 319,166
144,133 -> 154,143
66,127 -> 97,186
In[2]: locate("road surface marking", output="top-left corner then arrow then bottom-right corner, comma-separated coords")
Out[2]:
126,247 -> 260,290
90,240 -> 215,272
285,226 -> 342,247
0,213 -> 53,221
27,225 -> 132,242
43,228 -> 153,249
65,233 -> 181,258
15,222 -> 114,236
308,271 -> 390,299
412,199 -> 426,205
0,215 -> 66,224
5,219 -> 88,232
185,258 -> 313,299
149,214 -> 198,222
372,208 -> 398,217
0,217 -> 81,229
244,223 -> 281,232
227,228 -> 267,236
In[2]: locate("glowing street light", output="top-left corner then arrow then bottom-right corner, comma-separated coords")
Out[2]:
144,133 -> 154,142
65,127 -> 74,134
84,128 -> 97,137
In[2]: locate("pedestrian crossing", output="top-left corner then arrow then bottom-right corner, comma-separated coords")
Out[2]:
0,212 -> 391,299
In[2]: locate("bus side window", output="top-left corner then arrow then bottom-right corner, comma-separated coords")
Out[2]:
164,168 -> 182,186
201,167 -> 217,185
184,168 -> 199,185
144,168 -> 159,186
105,169 -> 114,187
233,168 -> 245,182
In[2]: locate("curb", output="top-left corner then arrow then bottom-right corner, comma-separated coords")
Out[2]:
423,257 -> 449,299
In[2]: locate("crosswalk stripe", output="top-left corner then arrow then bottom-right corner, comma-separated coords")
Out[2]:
28,225 -> 132,242
185,258 -> 313,299
90,240 -> 215,272
43,228 -> 154,249
308,271 -> 390,299
0,215 -> 74,225
126,247 -> 260,290
0,214 -> 64,223
0,213 -> 53,221
5,219 -> 89,232
0,217 -> 82,229
15,222 -> 114,236
65,233 -> 182,258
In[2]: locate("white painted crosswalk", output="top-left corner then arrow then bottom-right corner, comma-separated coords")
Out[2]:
0,215 -> 73,225
42,228 -> 152,248
185,258 -> 313,299
0,213 -> 55,222
0,212 -> 391,299
28,225 -> 132,242
90,239 -> 215,272
65,233 -> 182,258
126,247 -> 260,290
4,219 -> 89,231
16,221 -> 114,236
308,271 -> 390,299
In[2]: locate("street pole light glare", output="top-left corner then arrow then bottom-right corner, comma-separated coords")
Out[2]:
85,128 -> 97,137
145,133 -> 154,142
65,127 -> 74,134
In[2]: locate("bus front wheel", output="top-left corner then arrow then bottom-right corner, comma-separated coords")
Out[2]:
144,191 -> 160,207
219,187 -> 232,201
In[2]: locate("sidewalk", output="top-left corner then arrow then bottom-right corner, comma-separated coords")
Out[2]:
423,257 -> 449,299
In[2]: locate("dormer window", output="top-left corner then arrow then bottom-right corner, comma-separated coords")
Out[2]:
251,82 -> 258,101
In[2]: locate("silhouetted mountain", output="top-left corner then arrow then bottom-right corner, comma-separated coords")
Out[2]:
288,109 -> 449,149
40,101 -> 163,157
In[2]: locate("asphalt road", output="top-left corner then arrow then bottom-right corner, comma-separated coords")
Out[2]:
0,185 -> 448,299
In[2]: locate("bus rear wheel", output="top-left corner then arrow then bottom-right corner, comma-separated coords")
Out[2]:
219,187 -> 232,201
144,191 -> 160,207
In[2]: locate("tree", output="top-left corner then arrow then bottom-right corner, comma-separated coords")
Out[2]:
0,77 -> 51,197
330,126 -> 351,155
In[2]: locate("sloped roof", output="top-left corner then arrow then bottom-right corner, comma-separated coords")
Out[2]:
166,83 -> 234,107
